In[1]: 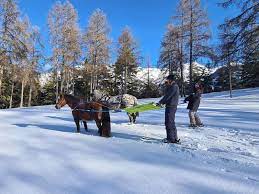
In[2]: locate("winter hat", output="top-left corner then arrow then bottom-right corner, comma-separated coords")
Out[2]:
166,74 -> 175,81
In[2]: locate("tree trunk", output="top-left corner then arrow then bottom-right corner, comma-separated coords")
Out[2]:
72,69 -> 75,95
0,66 -> 3,96
180,14 -> 185,97
55,71 -> 59,103
189,7 -> 194,93
66,72 -> 69,93
124,62 -> 128,94
28,85 -> 32,107
20,80 -> 25,108
168,51 -> 172,74
60,58 -> 65,93
189,46 -> 193,92
94,74 -> 98,90
180,62 -> 185,97
60,70 -> 64,93
93,54 -> 97,91
90,72 -> 93,95
72,79 -> 75,96
9,81 -> 14,109
229,65 -> 233,98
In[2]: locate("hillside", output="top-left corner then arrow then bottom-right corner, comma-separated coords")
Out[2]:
136,62 -> 216,83
0,88 -> 258,194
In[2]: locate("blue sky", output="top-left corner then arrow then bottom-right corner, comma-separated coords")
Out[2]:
19,0 -> 238,67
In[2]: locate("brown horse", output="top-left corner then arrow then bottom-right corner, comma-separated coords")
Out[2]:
55,94 -> 111,137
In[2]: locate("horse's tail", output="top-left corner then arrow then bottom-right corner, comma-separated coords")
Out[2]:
101,106 -> 111,137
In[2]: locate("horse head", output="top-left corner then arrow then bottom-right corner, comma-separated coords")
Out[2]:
55,94 -> 67,109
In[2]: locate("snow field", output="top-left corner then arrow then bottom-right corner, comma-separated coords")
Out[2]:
0,88 -> 258,194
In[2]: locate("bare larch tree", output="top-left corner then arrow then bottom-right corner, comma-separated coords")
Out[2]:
48,1 -> 81,100
83,9 -> 111,94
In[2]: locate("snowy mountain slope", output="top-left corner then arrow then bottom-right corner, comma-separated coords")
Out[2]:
40,62 -> 214,86
0,88 -> 258,194
182,62 -> 218,81
137,62 -> 217,84
136,67 -> 163,83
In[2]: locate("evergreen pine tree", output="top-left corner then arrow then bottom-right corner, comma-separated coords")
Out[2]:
114,27 -> 141,95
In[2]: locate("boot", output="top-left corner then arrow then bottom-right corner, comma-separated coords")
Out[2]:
189,124 -> 197,128
170,139 -> 180,144
163,138 -> 180,144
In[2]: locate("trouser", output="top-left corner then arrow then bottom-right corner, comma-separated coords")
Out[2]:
165,106 -> 178,141
189,110 -> 202,125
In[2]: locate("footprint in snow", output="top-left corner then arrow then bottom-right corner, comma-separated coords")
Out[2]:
207,148 -> 227,153
250,140 -> 259,146
239,151 -> 254,157
206,135 -> 217,140
245,177 -> 259,182
220,168 -> 232,173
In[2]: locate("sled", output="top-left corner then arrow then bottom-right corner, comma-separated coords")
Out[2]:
124,102 -> 161,114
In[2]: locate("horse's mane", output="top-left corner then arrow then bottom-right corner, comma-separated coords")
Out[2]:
64,94 -> 80,102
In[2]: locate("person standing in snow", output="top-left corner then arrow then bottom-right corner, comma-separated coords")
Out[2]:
184,83 -> 204,127
157,75 -> 180,143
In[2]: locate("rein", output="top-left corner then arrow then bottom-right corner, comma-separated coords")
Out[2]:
60,95 -> 122,113
71,101 -> 112,113
79,100 -> 121,112
72,104 -> 79,112
74,109 -> 110,113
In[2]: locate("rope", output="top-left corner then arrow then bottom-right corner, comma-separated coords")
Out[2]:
72,100 -> 121,111
56,108 -> 123,113
74,108 -> 111,113
94,101 -> 113,109
72,104 -> 79,112
93,101 -> 122,112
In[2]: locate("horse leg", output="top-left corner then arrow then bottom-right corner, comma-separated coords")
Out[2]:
74,118 -> 80,133
127,112 -> 133,124
95,120 -> 102,136
101,107 -> 111,137
83,121 -> 88,132
133,113 -> 137,124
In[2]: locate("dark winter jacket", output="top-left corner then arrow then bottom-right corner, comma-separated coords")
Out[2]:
159,82 -> 179,107
184,92 -> 201,111
184,94 -> 194,110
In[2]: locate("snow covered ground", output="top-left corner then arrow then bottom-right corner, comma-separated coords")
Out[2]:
0,88 -> 258,194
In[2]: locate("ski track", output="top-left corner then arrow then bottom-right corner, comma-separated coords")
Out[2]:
0,88 -> 259,194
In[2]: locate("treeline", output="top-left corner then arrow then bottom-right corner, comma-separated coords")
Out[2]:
217,0 -> 258,96
0,0 -> 43,108
158,0 -> 258,96
0,0 -> 158,109
159,0 -> 213,96
0,0 -> 258,109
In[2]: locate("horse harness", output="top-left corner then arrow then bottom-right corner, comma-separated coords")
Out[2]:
72,101 -> 111,121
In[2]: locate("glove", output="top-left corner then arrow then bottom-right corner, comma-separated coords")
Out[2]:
156,102 -> 161,107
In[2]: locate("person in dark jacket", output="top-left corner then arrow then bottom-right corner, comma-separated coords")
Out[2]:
184,83 -> 204,127
157,75 -> 180,143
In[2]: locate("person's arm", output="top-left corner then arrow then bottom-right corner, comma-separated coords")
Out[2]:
193,92 -> 201,100
184,95 -> 191,103
159,85 -> 177,105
